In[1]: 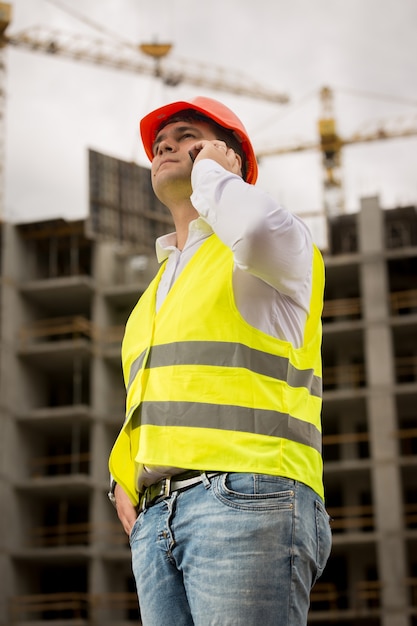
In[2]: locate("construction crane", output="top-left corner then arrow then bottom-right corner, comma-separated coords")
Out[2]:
0,1 -> 289,221
256,86 -> 417,218
0,5 -> 289,104
0,3 -> 9,222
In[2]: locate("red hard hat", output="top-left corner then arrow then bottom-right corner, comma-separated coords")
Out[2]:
140,96 -> 258,184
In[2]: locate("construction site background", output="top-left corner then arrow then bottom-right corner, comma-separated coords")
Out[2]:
0,182 -> 416,625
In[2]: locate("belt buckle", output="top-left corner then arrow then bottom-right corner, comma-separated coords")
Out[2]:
163,476 -> 171,498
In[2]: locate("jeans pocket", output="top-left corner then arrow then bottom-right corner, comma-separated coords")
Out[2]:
313,500 -> 332,583
212,473 -> 295,511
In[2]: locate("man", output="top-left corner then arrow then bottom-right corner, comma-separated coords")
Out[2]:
109,96 -> 332,626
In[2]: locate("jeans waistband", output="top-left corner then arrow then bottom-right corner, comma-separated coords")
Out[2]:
138,470 -> 222,512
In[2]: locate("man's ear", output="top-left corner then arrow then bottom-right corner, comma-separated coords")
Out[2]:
234,152 -> 243,178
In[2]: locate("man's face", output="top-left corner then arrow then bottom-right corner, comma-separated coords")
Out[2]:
150,119 -> 218,200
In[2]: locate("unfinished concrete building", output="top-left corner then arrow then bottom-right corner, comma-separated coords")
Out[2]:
0,191 -> 416,626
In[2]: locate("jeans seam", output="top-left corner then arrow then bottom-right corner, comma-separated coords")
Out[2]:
288,486 -> 296,623
313,499 -> 331,582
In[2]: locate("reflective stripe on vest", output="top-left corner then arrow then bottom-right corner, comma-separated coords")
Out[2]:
136,400 -> 322,453
127,340 -> 322,399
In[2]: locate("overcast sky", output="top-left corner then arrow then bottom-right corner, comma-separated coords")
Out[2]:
4,0 -> 417,243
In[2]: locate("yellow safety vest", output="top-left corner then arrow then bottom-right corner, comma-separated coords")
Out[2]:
109,234 -> 325,504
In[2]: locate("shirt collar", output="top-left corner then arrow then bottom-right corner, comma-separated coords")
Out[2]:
155,217 -> 213,263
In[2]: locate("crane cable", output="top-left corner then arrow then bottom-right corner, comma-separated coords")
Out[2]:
42,0 -> 136,48
251,89 -> 318,142
334,86 -> 417,109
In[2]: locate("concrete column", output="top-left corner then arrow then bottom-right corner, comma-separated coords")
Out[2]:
358,196 -> 410,626
0,223 -> 24,626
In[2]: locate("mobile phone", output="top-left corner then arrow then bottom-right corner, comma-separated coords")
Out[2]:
189,147 -> 201,163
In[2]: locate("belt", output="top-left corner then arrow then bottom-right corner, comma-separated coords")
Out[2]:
138,470 -> 222,512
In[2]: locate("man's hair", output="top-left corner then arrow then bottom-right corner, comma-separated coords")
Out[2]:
156,109 -> 247,180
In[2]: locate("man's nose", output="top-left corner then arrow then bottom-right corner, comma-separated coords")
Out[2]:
157,139 -> 176,155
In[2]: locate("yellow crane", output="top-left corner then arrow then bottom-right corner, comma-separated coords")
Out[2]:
256,86 -> 417,219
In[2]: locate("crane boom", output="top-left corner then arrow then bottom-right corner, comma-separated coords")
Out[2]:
4,25 -> 289,104
256,117 -> 417,157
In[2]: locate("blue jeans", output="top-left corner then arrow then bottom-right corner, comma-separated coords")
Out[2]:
130,473 -> 332,626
